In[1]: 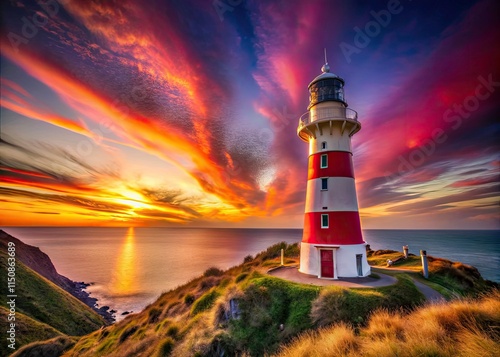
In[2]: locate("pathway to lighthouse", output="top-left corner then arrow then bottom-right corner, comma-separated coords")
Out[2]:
269,266 -> 396,288
268,266 -> 445,302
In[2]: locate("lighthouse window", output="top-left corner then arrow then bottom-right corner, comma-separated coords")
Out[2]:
308,78 -> 345,107
321,141 -> 327,150
321,214 -> 329,228
321,178 -> 328,190
320,154 -> 328,168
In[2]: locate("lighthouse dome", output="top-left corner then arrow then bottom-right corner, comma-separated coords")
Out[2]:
308,71 -> 344,88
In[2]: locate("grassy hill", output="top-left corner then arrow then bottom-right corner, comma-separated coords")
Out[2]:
0,230 -> 75,291
0,250 -> 106,335
367,249 -> 498,298
275,290 -> 500,357
10,242 -> 499,356
0,306 -> 62,357
0,249 -> 106,355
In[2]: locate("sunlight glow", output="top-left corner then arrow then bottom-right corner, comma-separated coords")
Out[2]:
110,228 -> 140,296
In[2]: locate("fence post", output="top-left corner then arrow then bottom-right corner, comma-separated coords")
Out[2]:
420,250 -> 429,278
403,245 -> 409,259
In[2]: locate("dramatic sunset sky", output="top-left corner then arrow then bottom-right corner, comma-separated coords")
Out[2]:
1,0 -> 499,228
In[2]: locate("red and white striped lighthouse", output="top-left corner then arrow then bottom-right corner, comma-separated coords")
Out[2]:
298,58 -> 370,279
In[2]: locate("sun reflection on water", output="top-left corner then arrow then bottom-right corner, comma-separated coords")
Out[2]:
110,227 -> 139,296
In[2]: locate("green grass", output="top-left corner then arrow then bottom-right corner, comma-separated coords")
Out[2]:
368,251 -> 422,269
0,307 -> 63,357
311,275 -> 424,328
155,337 -> 175,356
370,250 -> 499,299
11,336 -> 77,357
229,276 -> 320,356
0,251 -> 106,338
191,288 -> 220,316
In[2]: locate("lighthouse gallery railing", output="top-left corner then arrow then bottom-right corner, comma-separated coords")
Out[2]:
298,107 -> 358,129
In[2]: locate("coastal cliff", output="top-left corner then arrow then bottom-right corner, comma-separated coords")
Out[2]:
0,230 -> 114,324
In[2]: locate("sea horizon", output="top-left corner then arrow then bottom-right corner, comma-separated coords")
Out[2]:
3,226 -> 499,230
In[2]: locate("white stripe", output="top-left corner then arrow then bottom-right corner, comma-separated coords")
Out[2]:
304,177 -> 359,213
308,127 -> 353,155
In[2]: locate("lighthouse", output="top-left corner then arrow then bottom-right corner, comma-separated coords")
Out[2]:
297,57 -> 370,279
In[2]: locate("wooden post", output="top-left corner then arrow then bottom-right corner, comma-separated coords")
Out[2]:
403,245 -> 409,259
420,250 -> 429,278
281,248 -> 284,266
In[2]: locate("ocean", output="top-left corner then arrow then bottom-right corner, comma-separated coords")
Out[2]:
3,227 -> 499,319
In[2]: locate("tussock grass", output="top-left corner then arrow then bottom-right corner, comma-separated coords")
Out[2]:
191,289 -> 220,316
203,267 -> 224,277
11,336 -> 76,357
275,290 -> 500,357
277,323 -> 358,357
155,337 -> 175,356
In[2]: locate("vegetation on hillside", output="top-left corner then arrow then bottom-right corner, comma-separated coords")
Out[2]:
12,242 -> 499,357
367,249 -> 498,298
275,290 -> 500,357
0,307 -> 62,357
0,251 -> 106,337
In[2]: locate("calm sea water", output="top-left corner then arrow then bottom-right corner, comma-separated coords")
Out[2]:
3,227 -> 499,318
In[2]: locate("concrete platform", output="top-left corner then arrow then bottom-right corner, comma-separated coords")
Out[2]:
268,265 -> 397,288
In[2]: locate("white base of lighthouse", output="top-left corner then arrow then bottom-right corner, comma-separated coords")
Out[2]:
299,242 -> 371,279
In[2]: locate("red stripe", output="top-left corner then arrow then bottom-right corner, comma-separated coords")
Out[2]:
308,151 -> 354,179
302,211 -> 364,245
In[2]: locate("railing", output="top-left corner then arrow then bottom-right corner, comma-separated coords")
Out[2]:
298,107 -> 358,129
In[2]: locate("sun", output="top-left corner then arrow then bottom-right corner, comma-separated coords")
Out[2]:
113,188 -> 150,210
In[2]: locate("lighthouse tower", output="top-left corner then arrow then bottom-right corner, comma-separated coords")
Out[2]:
297,57 -> 370,279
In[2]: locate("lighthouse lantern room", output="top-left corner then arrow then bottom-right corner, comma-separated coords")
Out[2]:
297,56 -> 370,279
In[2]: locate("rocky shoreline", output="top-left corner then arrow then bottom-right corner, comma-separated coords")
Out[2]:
72,282 -> 115,324
0,229 -> 115,324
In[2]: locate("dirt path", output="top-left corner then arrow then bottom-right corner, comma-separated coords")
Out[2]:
373,266 -> 445,303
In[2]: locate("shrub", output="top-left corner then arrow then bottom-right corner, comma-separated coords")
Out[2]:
236,273 -> 248,283
204,332 -> 237,357
256,242 -> 300,261
203,267 -> 224,277
310,287 -> 349,327
199,276 -> 221,290
148,307 -> 162,324
119,325 -> 138,343
166,324 -> 179,339
156,337 -> 174,357
243,255 -> 254,263
191,289 -> 220,316
184,294 -> 195,305
372,249 -> 399,256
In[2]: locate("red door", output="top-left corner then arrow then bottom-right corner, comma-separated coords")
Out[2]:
320,250 -> 334,278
